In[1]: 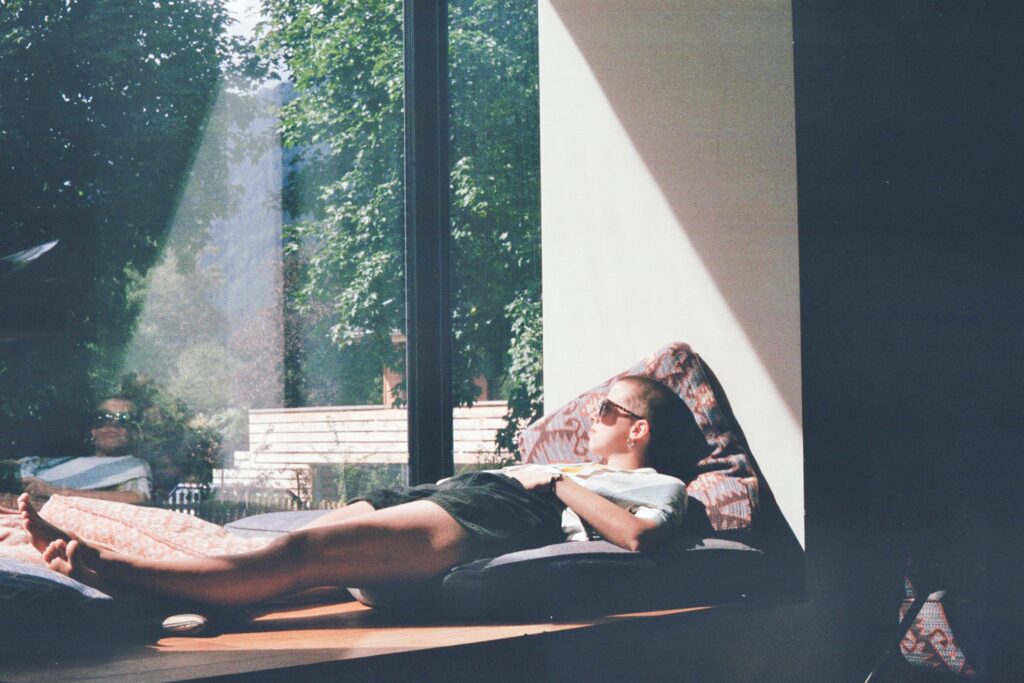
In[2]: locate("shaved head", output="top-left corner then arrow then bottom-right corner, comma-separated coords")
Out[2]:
614,376 -> 706,478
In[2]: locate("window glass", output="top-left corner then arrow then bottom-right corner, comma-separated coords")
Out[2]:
447,0 -> 542,472
0,0 -> 406,512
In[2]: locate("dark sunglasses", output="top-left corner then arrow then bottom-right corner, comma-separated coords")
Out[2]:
596,398 -> 645,421
93,411 -> 137,428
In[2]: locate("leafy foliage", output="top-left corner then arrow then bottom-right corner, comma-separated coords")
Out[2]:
450,0 -> 543,451
258,0 -> 407,407
261,0 -> 544,453
496,292 -> 544,455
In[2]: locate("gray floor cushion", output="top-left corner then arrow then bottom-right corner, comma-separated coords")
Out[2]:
358,537 -> 766,620
225,511 -> 768,620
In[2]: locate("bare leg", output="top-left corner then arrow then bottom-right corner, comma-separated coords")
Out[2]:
43,500 -> 473,607
297,500 -> 376,530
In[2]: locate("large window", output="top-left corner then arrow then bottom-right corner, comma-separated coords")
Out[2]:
0,0 -> 543,509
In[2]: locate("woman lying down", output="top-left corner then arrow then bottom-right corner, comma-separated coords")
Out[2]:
3,377 -> 699,607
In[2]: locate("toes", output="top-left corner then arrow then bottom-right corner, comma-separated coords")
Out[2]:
46,553 -> 72,577
42,539 -> 67,563
66,540 -> 87,574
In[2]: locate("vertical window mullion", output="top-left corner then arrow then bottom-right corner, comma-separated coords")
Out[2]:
404,0 -> 452,485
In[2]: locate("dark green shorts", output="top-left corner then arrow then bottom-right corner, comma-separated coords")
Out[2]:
355,471 -> 566,559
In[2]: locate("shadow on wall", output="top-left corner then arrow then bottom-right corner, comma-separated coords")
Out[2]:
547,1 -> 801,420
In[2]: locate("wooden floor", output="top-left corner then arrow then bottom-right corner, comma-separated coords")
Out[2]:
1,599 -> 713,682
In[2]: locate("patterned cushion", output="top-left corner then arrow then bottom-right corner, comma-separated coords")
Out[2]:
518,342 -> 759,532
38,495 -> 270,560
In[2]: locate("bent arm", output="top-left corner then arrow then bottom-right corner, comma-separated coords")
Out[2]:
21,478 -> 149,504
552,477 -> 664,552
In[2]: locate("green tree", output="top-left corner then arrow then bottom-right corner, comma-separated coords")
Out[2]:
260,0 -> 543,453
259,0 -> 406,408
450,0 -> 542,450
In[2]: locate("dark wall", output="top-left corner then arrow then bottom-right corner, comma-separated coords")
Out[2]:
790,3 -> 1022,679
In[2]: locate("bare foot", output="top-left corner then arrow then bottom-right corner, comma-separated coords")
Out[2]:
17,492 -> 76,554
42,538 -> 109,593
41,539 -> 76,576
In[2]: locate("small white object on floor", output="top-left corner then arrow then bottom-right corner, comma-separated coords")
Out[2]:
162,613 -> 209,636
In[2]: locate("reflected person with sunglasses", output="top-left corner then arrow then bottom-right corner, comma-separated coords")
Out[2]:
10,397 -> 152,504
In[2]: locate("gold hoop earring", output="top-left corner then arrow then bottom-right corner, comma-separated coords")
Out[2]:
626,437 -> 635,448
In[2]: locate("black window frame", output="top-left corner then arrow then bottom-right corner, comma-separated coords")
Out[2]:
403,0 -> 453,485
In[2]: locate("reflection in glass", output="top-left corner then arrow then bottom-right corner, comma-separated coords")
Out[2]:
0,0 -> 407,511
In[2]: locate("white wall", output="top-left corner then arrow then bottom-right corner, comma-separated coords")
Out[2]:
540,0 -> 803,544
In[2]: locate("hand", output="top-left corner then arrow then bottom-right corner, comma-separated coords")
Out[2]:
505,469 -> 562,492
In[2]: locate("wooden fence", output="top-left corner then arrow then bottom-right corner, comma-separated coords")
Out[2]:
158,483 -> 343,525
212,401 -> 512,508
244,401 -> 510,465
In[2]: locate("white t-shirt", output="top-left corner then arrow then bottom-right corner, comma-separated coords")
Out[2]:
498,462 -> 688,541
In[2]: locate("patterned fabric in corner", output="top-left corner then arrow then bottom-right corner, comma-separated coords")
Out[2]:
899,572 -> 978,677
517,342 -> 759,532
